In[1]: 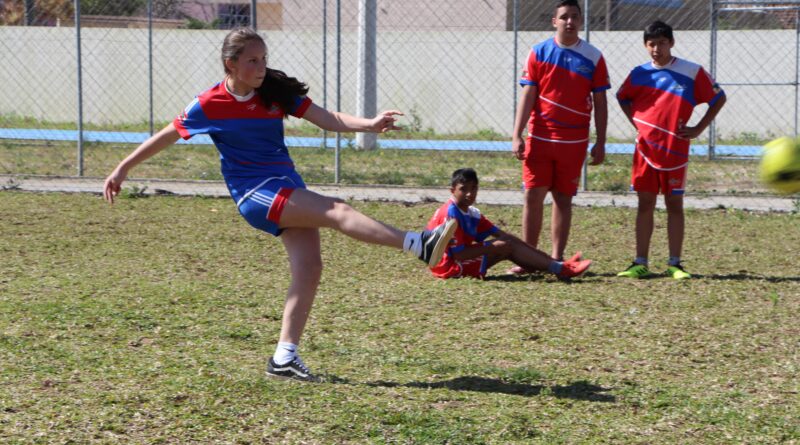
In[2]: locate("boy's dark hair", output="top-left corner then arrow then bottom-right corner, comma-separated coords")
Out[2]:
555,0 -> 581,15
451,168 -> 479,187
644,20 -> 674,42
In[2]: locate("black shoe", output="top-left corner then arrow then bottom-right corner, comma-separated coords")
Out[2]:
418,219 -> 458,267
267,357 -> 321,382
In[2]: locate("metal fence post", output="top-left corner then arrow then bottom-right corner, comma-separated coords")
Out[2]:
709,0 -> 717,160
356,0 -> 377,150
513,0 -> 519,125
148,0 -> 154,136
581,0 -> 590,191
795,10 -> 799,137
335,0 -> 341,183
322,0 -> 328,151
75,0 -> 83,177
251,0 -> 257,30
24,0 -> 35,26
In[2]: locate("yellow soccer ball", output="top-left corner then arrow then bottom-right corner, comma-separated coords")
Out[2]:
760,136 -> 800,194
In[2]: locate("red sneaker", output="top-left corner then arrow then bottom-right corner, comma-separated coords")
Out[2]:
558,258 -> 592,279
565,251 -> 582,263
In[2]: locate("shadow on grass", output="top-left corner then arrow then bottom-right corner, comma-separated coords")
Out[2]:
483,271 -> 608,283
694,273 -> 800,282
588,271 -> 661,279
362,377 -> 616,402
583,272 -> 800,282
483,274 -> 547,282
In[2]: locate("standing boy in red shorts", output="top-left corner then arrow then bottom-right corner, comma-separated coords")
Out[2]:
616,21 -> 726,279
511,0 -> 609,274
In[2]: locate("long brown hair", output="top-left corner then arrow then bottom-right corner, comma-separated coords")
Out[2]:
221,27 -> 308,116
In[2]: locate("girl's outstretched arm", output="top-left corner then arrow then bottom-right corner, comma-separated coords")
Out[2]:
103,123 -> 181,204
302,103 -> 403,133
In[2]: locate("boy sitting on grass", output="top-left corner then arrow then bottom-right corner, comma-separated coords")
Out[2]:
426,168 -> 592,280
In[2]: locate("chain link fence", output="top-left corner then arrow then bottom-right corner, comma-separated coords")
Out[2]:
1,0 -> 797,211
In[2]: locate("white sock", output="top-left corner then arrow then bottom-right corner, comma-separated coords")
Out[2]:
273,342 -> 297,365
403,232 -> 422,257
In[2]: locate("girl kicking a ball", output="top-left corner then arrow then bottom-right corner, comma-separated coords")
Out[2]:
103,27 -> 456,382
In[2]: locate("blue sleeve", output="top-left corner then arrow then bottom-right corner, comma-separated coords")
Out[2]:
174,97 -> 213,139
476,225 -> 500,242
289,96 -> 313,118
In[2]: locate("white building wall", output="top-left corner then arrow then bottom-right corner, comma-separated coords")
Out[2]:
0,27 -> 795,141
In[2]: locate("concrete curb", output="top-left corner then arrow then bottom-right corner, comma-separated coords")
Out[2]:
2,174 -> 797,213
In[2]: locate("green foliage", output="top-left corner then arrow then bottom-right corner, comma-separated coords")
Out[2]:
473,128 -> 505,141
185,17 -> 221,29
0,140 -> 771,194
120,185 -> 148,199
80,0 -> 146,16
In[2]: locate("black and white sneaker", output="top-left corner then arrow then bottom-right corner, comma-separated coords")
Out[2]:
267,356 -> 321,382
418,218 -> 458,267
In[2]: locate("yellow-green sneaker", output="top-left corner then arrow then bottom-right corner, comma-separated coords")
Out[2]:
617,263 -> 653,278
666,264 -> 691,280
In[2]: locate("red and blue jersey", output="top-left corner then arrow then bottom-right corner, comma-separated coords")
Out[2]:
616,57 -> 725,170
173,81 -> 312,179
426,199 -> 499,278
520,38 -> 610,143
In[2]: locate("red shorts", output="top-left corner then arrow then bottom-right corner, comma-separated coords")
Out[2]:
631,149 -> 687,195
432,256 -> 489,279
522,138 -> 588,195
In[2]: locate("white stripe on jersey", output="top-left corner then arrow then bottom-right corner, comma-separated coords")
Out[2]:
573,40 -> 604,66
539,96 -> 592,118
555,38 -> 604,66
636,145 -> 689,171
633,117 -> 688,140
530,134 -> 590,144
660,57 -> 701,81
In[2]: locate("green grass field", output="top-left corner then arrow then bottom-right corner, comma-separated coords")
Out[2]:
0,139 -> 768,194
1,191 -> 798,443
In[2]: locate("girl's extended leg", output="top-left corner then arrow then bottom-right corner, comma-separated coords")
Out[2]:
279,188 -> 404,248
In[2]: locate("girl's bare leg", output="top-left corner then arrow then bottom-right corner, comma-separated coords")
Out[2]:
277,227 -> 323,345
279,189 -> 405,248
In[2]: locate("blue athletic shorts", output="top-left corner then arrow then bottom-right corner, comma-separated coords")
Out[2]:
227,170 -> 306,236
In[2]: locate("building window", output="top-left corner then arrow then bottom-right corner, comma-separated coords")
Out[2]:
219,3 -> 250,29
